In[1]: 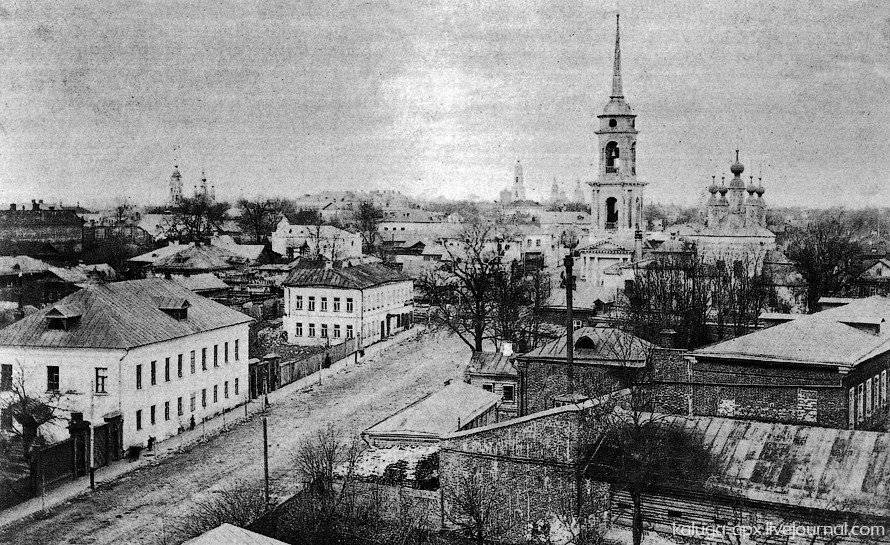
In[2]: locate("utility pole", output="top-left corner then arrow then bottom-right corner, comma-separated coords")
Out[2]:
263,416 -> 270,507
564,253 -> 575,395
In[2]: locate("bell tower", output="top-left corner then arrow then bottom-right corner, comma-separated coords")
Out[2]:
589,14 -> 646,234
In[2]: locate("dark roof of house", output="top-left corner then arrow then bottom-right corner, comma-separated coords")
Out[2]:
515,326 -> 653,366
364,382 -> 501,439
0,240 -> 61,257
0,209 -> 84,227
468,351 -> 517,377
152,245 -> 247,272
693,296 -> 890,370
0,278 -> 252,349
283,263 -> 410,289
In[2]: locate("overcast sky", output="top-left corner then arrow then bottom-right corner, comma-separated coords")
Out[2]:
1,0 -> 888,209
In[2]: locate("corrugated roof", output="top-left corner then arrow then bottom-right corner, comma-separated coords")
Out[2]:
0,278 -> 252,349
516,326 -> 652,365
651,415 -> 890,517
468,351 -> 517,377
283,263 -> 410,289
694,296 -> 890,369
365,382 -> 501,439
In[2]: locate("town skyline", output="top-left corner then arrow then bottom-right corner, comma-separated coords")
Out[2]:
2,1 -> 888,208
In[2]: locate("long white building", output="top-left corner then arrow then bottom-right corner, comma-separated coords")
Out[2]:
282,264 -> 413,348
0,278 -> 252,450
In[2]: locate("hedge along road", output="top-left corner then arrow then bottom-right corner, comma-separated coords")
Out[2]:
0,328 -> 469,545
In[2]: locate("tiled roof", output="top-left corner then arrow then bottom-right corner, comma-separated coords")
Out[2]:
364,382 -> 501,439
283,263 -> 410,289
693,296 -> 890,369
0,278 -> 252,349
468,351 -> 517,377
643,415 -> 890,517
0,255 -> 52,276
516,326 -> 653,365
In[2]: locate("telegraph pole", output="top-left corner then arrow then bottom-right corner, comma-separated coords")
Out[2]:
564,253 -> 575,395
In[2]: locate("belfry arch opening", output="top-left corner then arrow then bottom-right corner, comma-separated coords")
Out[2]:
605,141 -> 620,173
605,197 -> 618,229
631,143 -> 636,175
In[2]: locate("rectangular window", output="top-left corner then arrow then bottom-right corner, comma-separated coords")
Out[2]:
308,296 -> 316,311
867,378 -> 873,416
334,298 -> 340,312
135,364 -> 142,390
213,385 -> 218,403
150,361 -> 157,386
165,358 -> 171,382
482,384 -> 493,392
882,371 -> 888,407
321,324 -> 328,338
309,323 -> 316,337
2,364 -> 12,391
235,340 -> 240,361
503,384 -> 515,402
136,409 -> 142,430
235,378 -> 239,396
202,389 -> 207,408
191,351 -> 196,374
321,297 -> 328,311
224,381 -> 229,398
150,405 -> 156,425
346,325 -> 354,339
849,388 -> 856,428
346,298 -> 353,313
214,345 -> 218,367
875,375 -> 881,411
178,354 -> 183,378
296,323 -> 303,336
178,397 -> 183,417
190,394 -> 196,413
295,295 -> 303,310
224,342 -> 229,364
164,401 -> 170,421
333,324 -> 341,338
858,384 -> 865,422
202,348 -> 207,370
96,368 -> 108,394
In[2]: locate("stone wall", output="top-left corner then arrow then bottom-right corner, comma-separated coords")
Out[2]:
518,360 -> 625,416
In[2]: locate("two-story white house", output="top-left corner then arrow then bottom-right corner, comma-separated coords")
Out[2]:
282,264 -> 414,348
269,215 -> 362,261
0,278 -> 252,450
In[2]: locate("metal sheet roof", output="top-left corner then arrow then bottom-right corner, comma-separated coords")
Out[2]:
516,326 -> 652,365
283,263 -> 410,289
0,278 -> 252,349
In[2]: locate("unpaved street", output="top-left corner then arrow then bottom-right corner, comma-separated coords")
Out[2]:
0,328 -> 469,545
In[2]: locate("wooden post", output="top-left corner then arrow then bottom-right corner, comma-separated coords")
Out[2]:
263,417 -> 270,506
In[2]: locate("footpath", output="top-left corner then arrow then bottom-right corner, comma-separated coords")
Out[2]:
0,325 -> 424,530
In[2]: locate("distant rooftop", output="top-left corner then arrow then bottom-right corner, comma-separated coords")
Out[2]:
516,326 -> 653,366
283,263 -> 410,290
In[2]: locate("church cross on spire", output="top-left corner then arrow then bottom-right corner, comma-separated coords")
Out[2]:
611,14 -> 623,98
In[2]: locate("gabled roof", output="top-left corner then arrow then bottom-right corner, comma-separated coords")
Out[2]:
516,326 -> 652,365
152,245 -> 246,272
0,278 -> 252,350
693,296 -> 890,370
48,264 -> 118,284
0,209 -> 84,227
129,244 -> 187,264
468,351 -> 517,377
283,263 -> 410,289
172,273 -> 229,292
364,382 -> 501,440
185,524 -> 288,545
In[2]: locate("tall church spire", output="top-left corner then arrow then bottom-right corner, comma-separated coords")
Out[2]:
611,14 -> 623,98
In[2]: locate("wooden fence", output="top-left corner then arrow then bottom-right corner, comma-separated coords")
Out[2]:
249,337 -> 360,398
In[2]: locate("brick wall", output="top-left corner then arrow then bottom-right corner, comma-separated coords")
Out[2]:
518,360 -> 625,416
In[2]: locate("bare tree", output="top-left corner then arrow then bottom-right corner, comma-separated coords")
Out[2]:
443,471 -> 508,545
237,198 -> 281,243
2,363 -> 71,460
161,194 -> 230,244
785,214 -> 863,313
171,479 -> 270,541
356,200 -> 383,255
106,196 -> 140,224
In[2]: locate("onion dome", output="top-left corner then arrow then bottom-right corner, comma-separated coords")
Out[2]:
755,178 -> 765,197
708,175 -> 719,194
747,175 -> 757,194
171,165 -> 181,179
730,149 -> 744,176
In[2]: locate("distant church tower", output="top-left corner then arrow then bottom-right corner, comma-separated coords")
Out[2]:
169,165 -> 183,206
512,160 -> 526,202
589,14 -> 646,233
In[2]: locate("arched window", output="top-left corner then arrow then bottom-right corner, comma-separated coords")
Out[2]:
605,197 -> 618,229
605,142 -> 620,173
575,336 -> 595,350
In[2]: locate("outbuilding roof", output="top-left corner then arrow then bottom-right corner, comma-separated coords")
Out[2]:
283,263 -> 410,289
0,278 -> 252,350
468,351 -> 517,378
516,326 -> 653,366
364,382 -> 501,440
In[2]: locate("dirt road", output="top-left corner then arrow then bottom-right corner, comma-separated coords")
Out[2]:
0,328 -> 469,545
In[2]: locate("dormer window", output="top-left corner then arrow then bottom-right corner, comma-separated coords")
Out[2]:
45,304 -> 82,331
157,297 -> 190,320
575,336 -> 596,350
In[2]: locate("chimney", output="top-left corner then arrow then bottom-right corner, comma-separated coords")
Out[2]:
501,342 -> 513,357
444,378 -> 452,386
9,203 -> 15,211
658,328 -> 677,349
32,199 -> 39,211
